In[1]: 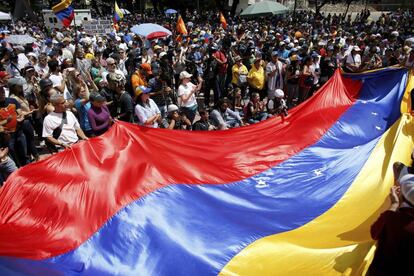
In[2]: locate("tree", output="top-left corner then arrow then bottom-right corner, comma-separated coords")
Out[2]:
314,0 -> 331,16
343,0 -> 356,20
293,0 -> 297,17
230,0 -> 239,16
214,0 -> 225,13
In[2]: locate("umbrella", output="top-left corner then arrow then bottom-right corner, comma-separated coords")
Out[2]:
240,1 -> 289,17
5,34 -> 36,45
131,23 -> 172,40
405,37 -> 414,44
120,8 -> 131,15
0,11 -> 11,21
165,9 -> 177,15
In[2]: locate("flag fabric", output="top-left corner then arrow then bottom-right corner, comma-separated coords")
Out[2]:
52,0 -> 74,27
113,1 -> 124,23
176,15 -> 187,35
220,12 -> 227,29
0,68 -> 413,274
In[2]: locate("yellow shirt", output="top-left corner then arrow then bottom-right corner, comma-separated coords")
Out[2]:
248,65 -> 265,90
131,72 -> 147,96
232,64 -> 248,85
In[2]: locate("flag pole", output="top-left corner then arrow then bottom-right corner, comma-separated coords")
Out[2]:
73,9 -> 77,46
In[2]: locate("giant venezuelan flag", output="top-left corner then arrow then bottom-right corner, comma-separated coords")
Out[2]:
0,68 -> 413,275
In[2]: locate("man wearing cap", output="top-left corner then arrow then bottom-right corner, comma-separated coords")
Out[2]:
110,73 -> 134,123
43,38 -> 54,56
247,56 -> 265,99
131,63 -> 151,96
135,86 -> 161,128
266,51 -> 284,100
166,104 -> 191,130
231,56 -> 248,97
345,46 -> 362,72
368,162 -> 414,275
277,42 -> 290,63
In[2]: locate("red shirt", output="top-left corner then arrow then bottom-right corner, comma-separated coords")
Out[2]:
213,51 -> 228,75
369,207 -> 414,275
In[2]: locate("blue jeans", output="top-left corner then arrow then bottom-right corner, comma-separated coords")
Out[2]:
8,129 -> 28,167
0,156 -> 17,186
226,118 -> 241,129
248,112 -> 269,124
158,105 -> 167,119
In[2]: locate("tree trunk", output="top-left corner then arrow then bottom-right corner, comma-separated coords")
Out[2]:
293,0 -> 297,17
344,1 -> 352,20
230,0 -> 239,16
214,0 -> 224,12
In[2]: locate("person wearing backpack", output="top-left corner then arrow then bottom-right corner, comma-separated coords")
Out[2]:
42,93 -> 88,150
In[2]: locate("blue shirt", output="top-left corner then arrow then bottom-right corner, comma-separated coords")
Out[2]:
74,99 -> 92,131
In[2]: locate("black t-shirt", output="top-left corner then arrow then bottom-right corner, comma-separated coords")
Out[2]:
115,92 -> 134,123
192,120 -> 210,131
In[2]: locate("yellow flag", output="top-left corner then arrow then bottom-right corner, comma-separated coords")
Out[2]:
176,15 -> 188,35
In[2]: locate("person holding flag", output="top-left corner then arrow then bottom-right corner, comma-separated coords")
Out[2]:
52,0 -> 75,27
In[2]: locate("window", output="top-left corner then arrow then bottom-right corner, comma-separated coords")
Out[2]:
53,18 -> 57,23
49,18 -> 53,23
83,17 -> 88,21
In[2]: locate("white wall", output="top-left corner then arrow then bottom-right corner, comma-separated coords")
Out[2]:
42,9 -> 92,29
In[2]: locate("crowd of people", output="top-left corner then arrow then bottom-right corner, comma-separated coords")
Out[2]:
0,8 -> 413,182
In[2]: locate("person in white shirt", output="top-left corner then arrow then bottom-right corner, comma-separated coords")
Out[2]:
177,71 -> 202,124
135,86 -> 161,128
345,46 -> 362,72
35,53 -> 49,78
266,51 -> 284,99
102,57 -> 125,82
48,60 -> 72,100
310,54 -> 321,88
42,94 -> 88,149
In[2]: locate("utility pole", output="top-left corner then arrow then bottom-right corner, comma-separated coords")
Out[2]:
196,0 -> 200,12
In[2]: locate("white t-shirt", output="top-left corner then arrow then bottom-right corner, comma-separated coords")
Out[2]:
135,99 -> 161,128
42,111 -> 80,145
102,69 -> 125,82
178,82 -> 197,108
266,60 -> 284,92
49,73 -> 71,100
346,54 -> 361,67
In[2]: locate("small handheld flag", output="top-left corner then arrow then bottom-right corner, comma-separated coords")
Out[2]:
52,0 -> 75,27
220,12 -> 227,29
114,1 -> 124,23
176,15 -> 188,35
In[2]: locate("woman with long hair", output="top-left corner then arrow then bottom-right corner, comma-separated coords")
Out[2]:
298,56 -> 313,104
